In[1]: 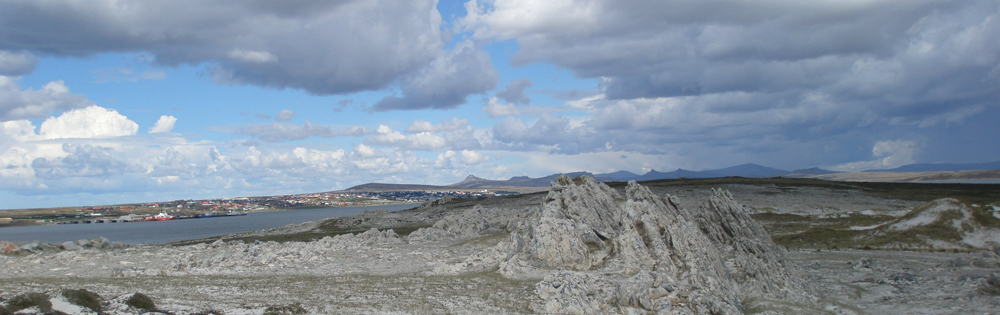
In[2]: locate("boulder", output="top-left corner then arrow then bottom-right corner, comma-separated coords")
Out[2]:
87,237 -> 110,249
853,257 -> 878,270
61,241 -> 83,251
19,241 -> 41,252
1,240 -> 19,254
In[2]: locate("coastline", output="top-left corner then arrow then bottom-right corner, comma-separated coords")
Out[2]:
0,201 -> 419,229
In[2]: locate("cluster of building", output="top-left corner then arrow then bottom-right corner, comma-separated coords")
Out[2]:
282,189 -> 518,207
4,189 -> 520,226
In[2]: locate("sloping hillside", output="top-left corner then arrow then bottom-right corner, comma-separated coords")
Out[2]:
868,198 -> 1000,249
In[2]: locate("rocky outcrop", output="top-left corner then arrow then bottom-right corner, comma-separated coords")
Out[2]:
169,227 -> 403,274
1,241 -> 18,254
408,205 -> 531,243
444,176 -> 812,314
694,188 -> 814,302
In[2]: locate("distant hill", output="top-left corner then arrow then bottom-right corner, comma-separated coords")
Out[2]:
634,169 -> 718,181
866,160 -> 1000,172
712,163 -> 789,178
594,170 -> 639,181
342,161 -> 1000,193
629,163 -> 787,181
345,163 -> 795,192
343,182 -> 445,191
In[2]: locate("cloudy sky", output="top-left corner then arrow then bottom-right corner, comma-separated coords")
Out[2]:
1,0 -> 998,209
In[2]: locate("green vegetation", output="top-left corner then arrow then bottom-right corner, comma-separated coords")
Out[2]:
61,289 -> 103,311
613,177 -> 1000,204
7,292 -> 52,312
169,216 -> 432,246
125,292 -> 156,310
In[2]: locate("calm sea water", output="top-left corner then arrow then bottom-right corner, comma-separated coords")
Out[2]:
0,203 -> 419,244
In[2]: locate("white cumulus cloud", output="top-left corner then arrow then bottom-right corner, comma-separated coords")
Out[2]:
149,115 -> 177,133
832,140 -> 919,172
39,106 -> 138,139
482,97 -> 522,118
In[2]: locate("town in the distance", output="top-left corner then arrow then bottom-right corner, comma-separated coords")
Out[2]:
1,189 -> 519,226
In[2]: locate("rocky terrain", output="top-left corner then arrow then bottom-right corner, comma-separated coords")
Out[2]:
1,177 -> 999,314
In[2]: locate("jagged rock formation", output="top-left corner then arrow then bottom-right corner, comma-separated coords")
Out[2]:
694,188 -> 813,302
440,175 -> 812,314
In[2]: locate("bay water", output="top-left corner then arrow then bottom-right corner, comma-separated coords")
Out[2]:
0,203 -> 419,244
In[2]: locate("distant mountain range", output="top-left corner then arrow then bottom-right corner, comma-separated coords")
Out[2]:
343,160 -> 1000,191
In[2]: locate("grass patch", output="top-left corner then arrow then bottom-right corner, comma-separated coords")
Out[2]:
772,227 -> 866,249
606,177 -> 1000,205
125,292 -> 156,310
751,212 -> 809,222
61,289 -> 102,311
7,292 -> 52,312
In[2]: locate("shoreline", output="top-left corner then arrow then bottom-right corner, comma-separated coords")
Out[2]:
0,201 -> 420,229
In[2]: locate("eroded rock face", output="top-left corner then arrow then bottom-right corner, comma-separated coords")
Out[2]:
453,176 -> 812,314
695,188 -> 814,302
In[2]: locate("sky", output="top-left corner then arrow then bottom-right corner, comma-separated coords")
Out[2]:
1,0 -> 999,209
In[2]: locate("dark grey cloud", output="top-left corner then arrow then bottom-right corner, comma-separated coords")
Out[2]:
466,0 -> 1000,168
373,41 -> 498,111
495,78 -> 532,104
466,0 -> 999,114
0,50 -> 37,76
0,0 -> 496,106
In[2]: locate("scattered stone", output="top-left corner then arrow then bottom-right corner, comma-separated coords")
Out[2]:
888,272 -> 918,283
981,272 -> 1000,296
263,302 -> 307,315
87,237 -> 110,249
854,257 -> 878,270
112,267 -> 161,277
0,241 -> 19,254
18,242 -> 41,253
61,241 -> 82,251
